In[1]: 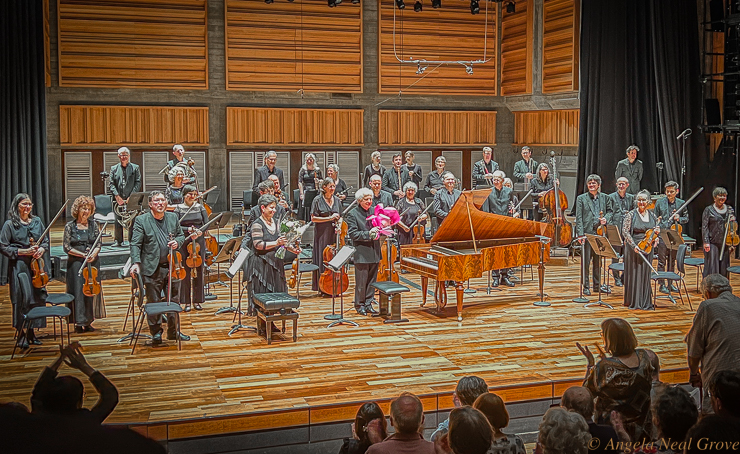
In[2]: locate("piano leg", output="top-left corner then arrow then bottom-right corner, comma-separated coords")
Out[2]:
455,281 -> 464,322
420,277 -> 428,307
433,281 -> 447,312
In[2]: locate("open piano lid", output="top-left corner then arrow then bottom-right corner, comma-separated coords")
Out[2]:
431,189 -> 553,243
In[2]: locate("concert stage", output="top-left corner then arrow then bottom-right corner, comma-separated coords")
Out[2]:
0,256 -> 716,448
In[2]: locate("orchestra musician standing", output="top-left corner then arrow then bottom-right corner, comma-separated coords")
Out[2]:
432,172 -> 461,228
63,196 -> 103,333
369,174 -> 394,209
395,182 -> 428,246
247,181 -> 286,227
424,156 -> 447,195
311,178 -> 343,293
252,150 -> 285,192
472,146 -> 499,188
614,145 -> 643,195
530,163 -> 556,222
298,153 -> 323,221
702,187 -> 736,277
173,186 -> 208,312
482,171 -> 520,287
382,153 -> 410,202
402,151 -> 423,187
0,193 -> 48,349
164,144 -> 196,185
326,164 -> 349,204
608,177 -> 634,287
575,174 -> 614,296
654,181 -> 688,293
268,175 -> 290,213
129,190 -> 190,344
622,190 -> 659,310
346,188 -> 382,316
363,151 -> 386,188
108,146 -> 141,247
512,146 -> 538,187
165,167 -> 186,205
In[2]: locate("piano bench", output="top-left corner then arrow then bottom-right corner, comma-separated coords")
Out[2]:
253,293 -> 300,344
371,281 -> 410,324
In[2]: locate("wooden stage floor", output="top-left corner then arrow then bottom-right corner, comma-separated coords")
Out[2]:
0,252 -> 726,439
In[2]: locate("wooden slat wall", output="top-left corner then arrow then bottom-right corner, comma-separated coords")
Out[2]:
542,0 -> 579,94
500,0 -> 533,96
225,0 -> 362,93
57,0 -> 208,89
513,109 -> 579,146
378,0 -> 497,96
378,110 -> 497,146
59,105 -> 209,147
226,107 -> 364,147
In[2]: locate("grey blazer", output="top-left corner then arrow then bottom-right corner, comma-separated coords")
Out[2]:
130,211 -> 185,277
108,163 -> 141,199
575,192 -> 614,236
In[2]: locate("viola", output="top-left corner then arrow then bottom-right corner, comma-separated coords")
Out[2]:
540,154 -> 572,247
318,217 -> 350,296
670,212 -> 683,236
169,233 -> 187,280
29,238 -> 49,289
596,211 -> 607,236
82,250 -> 101,297
637,216 -> 661,254
186,239 -> 203,273
412,223 -> 425,244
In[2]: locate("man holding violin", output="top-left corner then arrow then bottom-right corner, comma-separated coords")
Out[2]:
130,190 -> 190,344
654,181 -> 688,294
575,174 -> 614,296
268,175 -> 290,212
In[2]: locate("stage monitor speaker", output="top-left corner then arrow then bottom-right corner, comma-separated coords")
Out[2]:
706,98 -> 722,126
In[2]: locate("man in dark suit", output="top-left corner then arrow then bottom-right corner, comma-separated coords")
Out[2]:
608,177 -> 634,286
575,174 -> 614,295
381,152 -> 410,202
512,145 -> 538,186
130,190 -> 190,344
614,145 -> 643,195
347,188 -> 382,316
252,150 -> 285,192
108,147 -> 142,247
472,146 -> 499,188
432,172 -> 461,228
369,174 -> 393,209
482,170 -> 519,287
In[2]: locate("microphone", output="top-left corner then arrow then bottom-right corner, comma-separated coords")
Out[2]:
677,128 -> 692,139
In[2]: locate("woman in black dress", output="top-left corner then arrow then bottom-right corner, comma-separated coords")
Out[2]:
531,163 -> 556,222
622,190 -> 659,310
0,193 -> 48,348
298,153 -> 323,219
174,185 -> 208,312
363,151 -> 386,188
327,164 -> 349,205
166,167 -> 186,205
311,178 -> 342,293
403,151 -> 423,187
63,195 -> 103,333
248,194 -> 300,334
702,186 -> 736,277
395,182 -> 428,246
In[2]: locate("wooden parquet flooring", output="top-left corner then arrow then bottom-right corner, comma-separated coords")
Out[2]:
0,248 -> 732,437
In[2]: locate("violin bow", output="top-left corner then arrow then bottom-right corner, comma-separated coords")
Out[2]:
78,221 -> 108,276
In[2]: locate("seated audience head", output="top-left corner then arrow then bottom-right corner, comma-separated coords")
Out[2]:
448,406 -> 493,454
390,392 -> 424,435
353,402 -> 387,445
455,376 -> 489,407
709,370 -> 740,418
538,407 -> 590,454
701,274 -> 732,300
651,385 -> 698,442
473,392 -> 510,431
41,375 -> 85,414
560,386 -> 594,422
600,318 -> 638,356
684,415 -> 740,454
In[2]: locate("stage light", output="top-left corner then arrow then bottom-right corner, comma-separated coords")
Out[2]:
432,0 -> 441,7
470,0 -> 479,14
396,0 -> 405,9
506,1 -> 515,13
265,0 -> 273,3
414,0 -> 422,12
352,0 -> 360,3
328,0 -> 343,6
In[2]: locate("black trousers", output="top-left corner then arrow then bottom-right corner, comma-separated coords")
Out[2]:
582,240 -> 601,289
113,211 -> 133,244
354,263 -> 379,309
143,264 -> 181,336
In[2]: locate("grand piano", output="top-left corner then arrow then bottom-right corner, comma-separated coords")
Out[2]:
400,189 -> 553,321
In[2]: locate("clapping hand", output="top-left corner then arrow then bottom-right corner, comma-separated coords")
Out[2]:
576,341 -> 604,368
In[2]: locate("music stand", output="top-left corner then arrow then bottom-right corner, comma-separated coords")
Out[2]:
210,212 -> 232,288
214,236 -> 244,316
583,234 -> 617,309
325,245 -> 359,328
127,192 -> 148,210
205,187 -> 221,206
572,238 -> 590,303
601,225 -> 623,292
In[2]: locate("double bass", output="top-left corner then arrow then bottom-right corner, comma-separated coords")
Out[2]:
539,153 -> 573,247
318,201 -> 355,296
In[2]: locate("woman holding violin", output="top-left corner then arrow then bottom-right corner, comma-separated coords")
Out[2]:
702,187 -> 736,277
0,193 -> 48,348
174,185 -> 208,311
531,163 -> 556,221
63,196 -> 103,333
311,178 -> 343,294
622,190 -> 659,310
165,167 -> 186,205
395,182 -> 427,246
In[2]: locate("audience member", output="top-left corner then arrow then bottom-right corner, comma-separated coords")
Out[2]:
647,385 -> 698,453
31,342 -> 118,424
684,415 -> 740,454
686,274 -> 740,414
708,370 -> 740,418
340,402 -> 388,454
560,386 -> 620,453
447,406 -> 494,454
536,407 -> 590,454
431,376 -> 489,441
367,392 -> 434,454
472,392 -> 525,454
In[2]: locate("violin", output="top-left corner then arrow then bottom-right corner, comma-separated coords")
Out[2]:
725,218 -> 740,247
670,211 -> 683,236
288,257 -> 299,289
596,211 -> 607,236
82,248 -> 101,297
318,216 -> 350,296
186,237 -> 203,275
170,233 -> 187,280
637,216 -> 661,254
377,236 -> 399,283
29,238 -> 49,289
540,154 -> 572,247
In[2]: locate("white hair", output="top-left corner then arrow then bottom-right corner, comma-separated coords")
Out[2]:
435,156 -> 446,164
328,164 -> 339,173
172,144 -> 184,153
403,181 -> 418,192
442,171 -> 456,180
371,151 -> 382,160
492,170 -> 506,179
168,167 -> 185,180
264,150 -> 277,162
483,146 -> 493,153
355,187 -> 373,201
370,174 -> 382,182
117,146 -> 130,156
538,408 -> 590,454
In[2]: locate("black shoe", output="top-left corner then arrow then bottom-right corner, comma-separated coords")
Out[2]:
152,332 -> 163,345
659,285 -> 669,294
614,278 -> 623,287
183,303 -> 192,312
670,284 -> 679,292
583,287 -> 592,296
167,332 -> 190,341
355,307 -> 367,316
84,325 -> 95,332
599,285 -> 611,294
75,326 -> 85,334
501,277 -> 515,287
366,305 -> 379,315
492,278 -> 500,287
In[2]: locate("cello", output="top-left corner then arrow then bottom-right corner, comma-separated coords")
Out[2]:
318,200 -> 356,296
539,152 -> 572,247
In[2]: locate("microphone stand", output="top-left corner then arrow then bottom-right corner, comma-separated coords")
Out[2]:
572,237 -> 590,303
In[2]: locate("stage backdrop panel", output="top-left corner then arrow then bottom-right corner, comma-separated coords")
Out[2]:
542,0 -> 580,94
225,0 -> 363,93
378,110 -> 497,147
57,0 -> 208,89
513,109 -> 580,146
500,0 -> 533,96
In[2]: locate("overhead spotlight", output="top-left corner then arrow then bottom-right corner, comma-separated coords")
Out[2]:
414,0 -> 422,11
396,0 -> 405,9
506,1 -> 515,13
465,64 -> 474,75
287,0 -> 294,2
264,0 -> 273,3
431,0 -> 441,7
352,0 -> 360,3
328,0 -> 342,6
470,0 -> 479,14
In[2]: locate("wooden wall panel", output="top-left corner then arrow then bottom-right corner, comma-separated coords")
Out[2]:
500,0 -> 533,96
378,110 -> 497,146
59,105 -> 209,147
542,0 -> 579,94
227,107 -> 364,147
225,0 -> 362,93
513,109 -> 579,146
57,0 -> 208,89
378,0 -> 497,96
